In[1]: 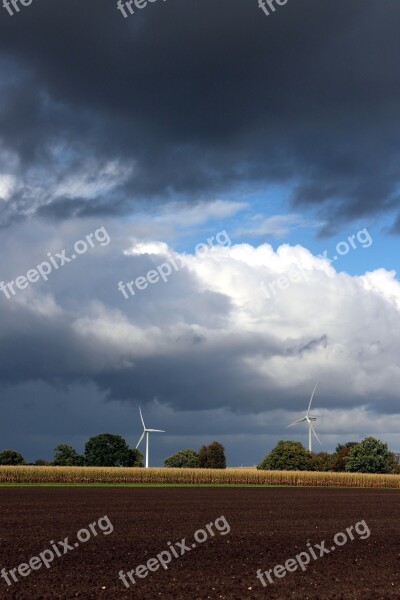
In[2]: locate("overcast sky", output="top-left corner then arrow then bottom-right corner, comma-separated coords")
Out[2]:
1,0 -> 400,465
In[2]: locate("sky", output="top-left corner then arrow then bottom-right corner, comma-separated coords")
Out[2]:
0,0 -> 400,466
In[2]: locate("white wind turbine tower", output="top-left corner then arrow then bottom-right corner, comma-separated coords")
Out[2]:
136,407 -> 165,468
287,383 -> 322,452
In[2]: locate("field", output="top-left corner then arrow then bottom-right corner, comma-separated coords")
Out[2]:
2,465 -> 400,488
0,487 -> 399,599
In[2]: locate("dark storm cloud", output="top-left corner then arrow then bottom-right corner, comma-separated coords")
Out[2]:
0,0 -> 399,229
0,285 -> 370,416
0,281 -> 282,412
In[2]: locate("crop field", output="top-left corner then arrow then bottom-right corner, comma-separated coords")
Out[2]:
0,487 -> 399,599
2,465 -> 400,488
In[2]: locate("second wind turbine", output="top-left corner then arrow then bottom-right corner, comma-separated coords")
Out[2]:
287,383 -> 322,452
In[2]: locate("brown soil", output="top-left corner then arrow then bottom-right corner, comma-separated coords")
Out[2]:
0,487 -> 399,599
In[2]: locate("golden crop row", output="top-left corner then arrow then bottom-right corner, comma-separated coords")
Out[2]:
1,466 -> 400,487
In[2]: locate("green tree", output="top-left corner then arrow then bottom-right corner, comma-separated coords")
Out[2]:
34,459 -> 51,466
53,444 -> 84,466
330,442 -> 359,472
310,451 -> 332,472
164,449 -> 199,468
257,441 -> 312,471
84,434 -> 133,467
126,448 -> 144,467
0,449 -> 26,465
336,442 -> 359,452
345,437 -> 396,474
197,442 -> 227,469
198,445 -> 208,468
207,442 -> 226,469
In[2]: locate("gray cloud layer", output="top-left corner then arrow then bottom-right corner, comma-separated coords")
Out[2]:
1,218 -> 399,464
0,221 -> 400,412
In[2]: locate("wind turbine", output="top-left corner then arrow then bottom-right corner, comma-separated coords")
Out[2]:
136,407 -> 165,468
287,383 -> 321,452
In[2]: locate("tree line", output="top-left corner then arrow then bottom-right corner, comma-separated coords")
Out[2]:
0,435 -> 227,469
1,435 -> 398,474
257,438 -> 399,474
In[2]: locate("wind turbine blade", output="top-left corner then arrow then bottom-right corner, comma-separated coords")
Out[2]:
146,429 -> 165,433
136,431 -> 145,449
307,383 -> 318,416
309,421 -> 322,446
287,417 -> 307,428
139,406 -> 145,429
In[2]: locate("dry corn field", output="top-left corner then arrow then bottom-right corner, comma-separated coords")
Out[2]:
1,466 -> 400,487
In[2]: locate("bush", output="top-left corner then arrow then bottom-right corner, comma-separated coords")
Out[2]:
345,437 -> 396,474
34,459 -> 52,466
0,449 -> 26,465
198,442 -> 226,469
164,449 -> 199,468
258,441 -> 312,471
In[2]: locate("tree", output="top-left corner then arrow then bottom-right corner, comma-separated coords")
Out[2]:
345,437 -> 396,474
126,448 -> 144,467
53,444 -> 84,466
330,442 -> 359,472
0,449 -> 26,465
84,434 -> 133,467
336,442 -> 359,452
207,442 -> 226,469
164,449 -> 199,468
197,442 -> 226,469
34,459 -> 52,466
257,441 -> 312,471
198,445 -> 209,468
309,451 -> 332,472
